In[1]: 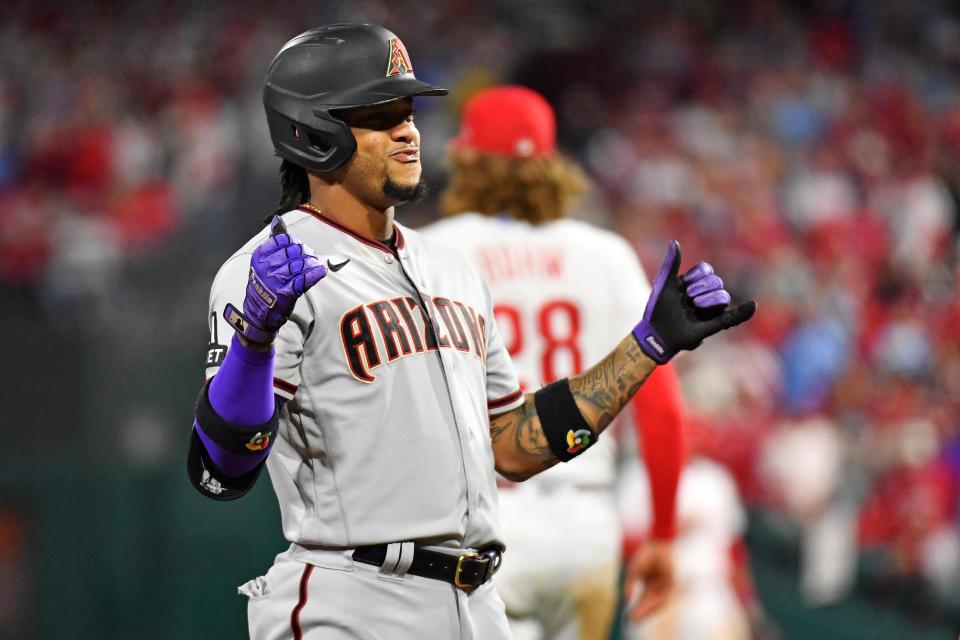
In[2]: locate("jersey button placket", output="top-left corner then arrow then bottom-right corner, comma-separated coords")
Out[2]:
441,355 -> 482,522
397,254 -> 478,528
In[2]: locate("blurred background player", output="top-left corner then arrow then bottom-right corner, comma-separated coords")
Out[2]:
421,86 -> 687,640
619,422 -> 757,640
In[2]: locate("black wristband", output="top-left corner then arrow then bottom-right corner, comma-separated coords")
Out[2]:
194,379 -> 279,455
533,378 -> 597,462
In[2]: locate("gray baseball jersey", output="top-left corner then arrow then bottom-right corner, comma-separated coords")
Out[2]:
204,206 -> 523,552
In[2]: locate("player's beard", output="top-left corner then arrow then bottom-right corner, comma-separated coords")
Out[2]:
383,176 -> 428,204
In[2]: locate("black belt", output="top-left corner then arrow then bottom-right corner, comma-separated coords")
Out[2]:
352,544 -> 502,590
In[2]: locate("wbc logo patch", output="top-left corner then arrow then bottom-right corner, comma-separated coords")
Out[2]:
566,429 -> 592,455
245,431 -> 271,452
386,37 -> 413,76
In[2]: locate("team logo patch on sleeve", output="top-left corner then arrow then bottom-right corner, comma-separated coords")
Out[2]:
566,429 -> 592,454
245,431 -> 271,452
385,38 -> 413,76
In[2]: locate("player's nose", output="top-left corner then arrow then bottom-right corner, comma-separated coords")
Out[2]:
390,118 -> 418,144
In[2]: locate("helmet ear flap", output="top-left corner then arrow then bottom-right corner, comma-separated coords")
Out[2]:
309,108 -> 358,169
264,107 -> 357,173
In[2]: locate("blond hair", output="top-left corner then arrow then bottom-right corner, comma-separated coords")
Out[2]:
440,152 -> 589,224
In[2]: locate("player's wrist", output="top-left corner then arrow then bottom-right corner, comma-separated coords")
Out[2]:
631,319 -> 674,364
236,333 -> 275,353
224,303 -> 278,347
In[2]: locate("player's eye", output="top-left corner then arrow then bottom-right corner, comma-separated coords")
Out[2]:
338,103 -> 414,131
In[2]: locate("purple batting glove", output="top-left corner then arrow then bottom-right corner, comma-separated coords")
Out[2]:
682,263 -> 732,310
632,241 -> 756,364
224,216 -> 328,345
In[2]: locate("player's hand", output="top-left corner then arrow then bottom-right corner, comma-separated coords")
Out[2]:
224,216 -> 327,345
624,538 -> 675,621
632,241 -> 755,364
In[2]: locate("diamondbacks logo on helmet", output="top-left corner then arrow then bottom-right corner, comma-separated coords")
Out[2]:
386,38 -> 413,76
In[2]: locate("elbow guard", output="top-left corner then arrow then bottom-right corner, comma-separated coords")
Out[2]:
533,378 -> 597,462
187,380 -> 280,501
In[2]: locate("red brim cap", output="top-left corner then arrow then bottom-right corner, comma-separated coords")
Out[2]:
452,85 -> 556,158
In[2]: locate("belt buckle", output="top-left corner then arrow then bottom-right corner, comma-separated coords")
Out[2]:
454,551 -> 481,589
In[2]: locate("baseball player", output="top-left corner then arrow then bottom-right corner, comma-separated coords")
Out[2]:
622,454 -> 752,640
186,24 -> 756,640
421,86 -> 688,640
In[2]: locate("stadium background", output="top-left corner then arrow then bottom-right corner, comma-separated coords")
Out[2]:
2,0 -> 959,637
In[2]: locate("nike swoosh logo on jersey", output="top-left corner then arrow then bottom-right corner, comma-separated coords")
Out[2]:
327,257 -> 350,272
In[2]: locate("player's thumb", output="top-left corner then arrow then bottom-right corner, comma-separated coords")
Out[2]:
657,240 -> 680,282
702,300 -> 757,335
651,240 -> 682,290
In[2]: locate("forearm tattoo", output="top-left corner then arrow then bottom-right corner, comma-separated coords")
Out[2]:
568,334 -> 655,434
489,395 -> 555,481
490,335 -> 656,480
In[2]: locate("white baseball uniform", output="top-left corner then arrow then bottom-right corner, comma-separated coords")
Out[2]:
421,213 -> 652,640
204,206 -> 524,639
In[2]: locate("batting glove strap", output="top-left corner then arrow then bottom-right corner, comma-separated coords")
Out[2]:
631,320 -> 673,365
224,303 -> 277,346
194,379 -> 279,455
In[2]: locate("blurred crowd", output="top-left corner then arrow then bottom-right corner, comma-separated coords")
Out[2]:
580,0 -> 960,628
4,0 -> 960,632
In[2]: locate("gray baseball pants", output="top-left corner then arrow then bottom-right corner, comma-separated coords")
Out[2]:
241,544 -> 512,639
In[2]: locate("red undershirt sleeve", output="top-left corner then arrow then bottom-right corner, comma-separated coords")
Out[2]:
630,363 -> 686,540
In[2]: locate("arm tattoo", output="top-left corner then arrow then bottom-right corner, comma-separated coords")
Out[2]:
490,334 -> 656,481
490,396 -> 556,481
569,334 -> 654,435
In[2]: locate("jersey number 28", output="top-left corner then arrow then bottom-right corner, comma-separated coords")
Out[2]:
494,300 -> 582,387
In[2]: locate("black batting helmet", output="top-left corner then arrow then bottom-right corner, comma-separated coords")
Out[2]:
263,23 -> 448,173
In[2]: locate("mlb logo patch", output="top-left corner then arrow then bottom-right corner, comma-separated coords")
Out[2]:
386,38 -> 413,76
